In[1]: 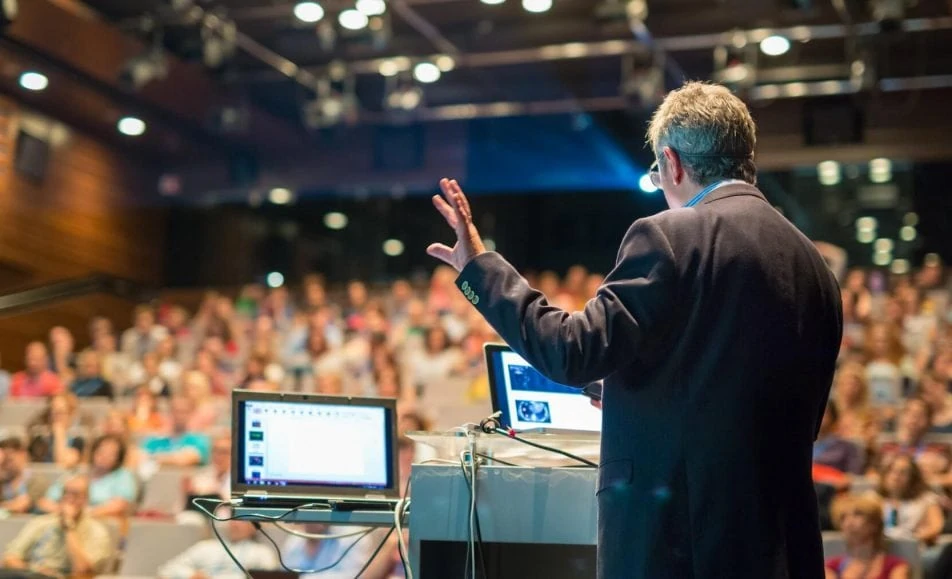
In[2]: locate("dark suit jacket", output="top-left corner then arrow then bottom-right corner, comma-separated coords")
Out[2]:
456,183 -> 843,579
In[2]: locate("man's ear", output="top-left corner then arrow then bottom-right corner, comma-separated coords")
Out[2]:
662,146 -> 682,186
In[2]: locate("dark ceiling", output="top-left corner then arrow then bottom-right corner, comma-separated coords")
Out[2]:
77,0 -> 952,127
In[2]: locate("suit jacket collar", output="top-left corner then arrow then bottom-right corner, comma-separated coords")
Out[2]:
698,182 -> 767,206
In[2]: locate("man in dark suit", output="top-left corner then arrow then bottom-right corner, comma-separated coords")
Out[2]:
427,82 -> 842,579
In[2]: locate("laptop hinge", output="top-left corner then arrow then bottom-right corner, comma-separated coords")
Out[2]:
245,491 -> 268,500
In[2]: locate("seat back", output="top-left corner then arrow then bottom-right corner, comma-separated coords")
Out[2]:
118,519 -> 205,576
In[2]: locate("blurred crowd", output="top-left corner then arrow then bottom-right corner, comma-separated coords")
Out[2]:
0,264 -> 605,578
2,252 -> 952,578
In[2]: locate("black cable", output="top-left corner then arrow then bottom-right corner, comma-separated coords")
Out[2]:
489,427 -> 597,468
354,526 -> 396,578
210,502 -> 253,579
396,475 -> 412,576
474,452 -> 521,467
255,521 -> 373,574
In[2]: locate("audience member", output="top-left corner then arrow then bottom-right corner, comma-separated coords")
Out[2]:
127,386 -> 168,435
181,371 -> 220,431
157,519 -> 277,579
38,434 -> 136,518
26,393 -> 92,467
1,475 -> 113,577
876,398 -> 951,483
10,342 -> 63,398
48,326 -> 77,385
0,437 -> 32,514
126,351 -> 172,398
140,396 -> 210,467
814,400 -> 864,477
825,493 -> 908,579
184,434 -> 230,501
121,305 -> 168,361
877,454 -> 945,544
69,350 -> 113,399
919,371 -> 952,433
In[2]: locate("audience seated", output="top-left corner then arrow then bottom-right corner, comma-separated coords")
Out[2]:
121,305 -> 168,362
69,349 -> 113,399
0,437 -> 32,514
127,386 -> 168,435
826,493 -> 909,579
815,400 -> 865,479
876,398 -> 951,484
877,454 -> 945,544
37,434 -> 136,518
26,393 -> 92,468
10,343 -> 63,399
184,434 -> 230,502
140,396 -> 210,467
1,475 -> 113,577
156,519 -> 277,579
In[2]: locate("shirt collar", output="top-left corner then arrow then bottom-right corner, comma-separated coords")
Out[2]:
683,179 -> 747,208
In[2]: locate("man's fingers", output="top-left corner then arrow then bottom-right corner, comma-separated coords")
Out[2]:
432,195 -> 459,229
449,180 -> 473,223
426,243 -> 455,265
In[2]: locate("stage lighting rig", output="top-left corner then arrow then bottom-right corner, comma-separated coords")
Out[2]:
302,77 -> 357,129
595,0 -> 647,22
869,0 -> 905,32
621,58 -> 663,110
119,43 -> 169,91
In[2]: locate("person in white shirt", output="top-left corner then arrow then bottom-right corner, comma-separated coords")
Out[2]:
157,519 -> 278,579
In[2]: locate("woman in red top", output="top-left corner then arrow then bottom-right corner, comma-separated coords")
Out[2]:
826,493 -> 909,579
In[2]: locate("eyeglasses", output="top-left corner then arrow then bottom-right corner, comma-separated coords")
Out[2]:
648,160 -> 661,189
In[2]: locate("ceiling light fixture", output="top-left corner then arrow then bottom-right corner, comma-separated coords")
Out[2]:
759,35 -> 791,56
413,62 -> 441,83
269,187 -> 294,205
522,0 -> 552,12
18,71 -> 48,91
294,2 -> 325,23
117,116 -> 147,136
356,0 -> 386,16
339,9 -> 369,30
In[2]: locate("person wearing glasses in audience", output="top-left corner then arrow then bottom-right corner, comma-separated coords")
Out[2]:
428,81 -> 842,578
1,475 -> 113,577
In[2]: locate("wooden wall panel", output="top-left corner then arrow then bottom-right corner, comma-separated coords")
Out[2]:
0,96 -> 168,285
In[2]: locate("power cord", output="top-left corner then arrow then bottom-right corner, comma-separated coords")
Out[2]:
254,521 -> 373,574
459,449 -> 488,579
354,526 -> 396,578
479,412 -> 597,468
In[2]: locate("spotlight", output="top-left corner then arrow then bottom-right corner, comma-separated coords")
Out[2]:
324,212 -> 348,230
874,238 -> 894,253
759,35 -> 791,56
269,187 -> 294,205
817,160 -> 841,186
868,158 -> 892,184
294,1 -> 325,23
903,212 -> 918,227
480,0 -> 505,4
638,174 -> 658,193
385,86 -> 423,111
356,0 -> 386,16
383,239 -> 405,256
873,250 -> 891,267
18,71 -> 48,91
855,216 -> 877,232
266,272 -> 285,288
900,226 -> 916,242
117,116 -> 147,136
302,94 -> 353,129
413,62 -> 441,83
522,0 -> 552,12
856,229 -> 875,244
339,9 -> 369,30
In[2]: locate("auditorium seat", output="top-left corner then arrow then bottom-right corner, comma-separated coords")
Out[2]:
138,467 -> 194,514
118,519 -> 205,576
78,396 -> 115,423
26,463 -> 65,500
823,531 -> 922,579
0,400 -> 45,427
0,516 -> 32,550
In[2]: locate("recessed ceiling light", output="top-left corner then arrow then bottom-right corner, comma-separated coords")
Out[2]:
269,187 -> 294,205
266,272 -> 285,288
413,62 -> 441,83
759,35 -> 791,56
356,0 -> 386,16
293,2 -> 324,23
339,9 -> 369,30
383,238 -> 405,256
324,212 -> 348,230
480,0 -> 505,4
19,71 -> 48,91
378,59 -> 400,77
117,116 -> 146,136
522,0 -> 552,13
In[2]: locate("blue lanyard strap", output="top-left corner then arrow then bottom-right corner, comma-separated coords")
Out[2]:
684,179 -> 747,207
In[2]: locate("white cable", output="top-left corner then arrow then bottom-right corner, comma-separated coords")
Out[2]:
394,497 -> 413,579
470,449 -> 477,579
419,458 -> 459,465
272,520 -> 372,540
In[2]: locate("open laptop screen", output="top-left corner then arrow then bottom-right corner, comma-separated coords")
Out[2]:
233,392 -> 397,497
485,344 -> 601,433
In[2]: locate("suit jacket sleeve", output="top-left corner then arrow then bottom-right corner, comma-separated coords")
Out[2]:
456,218 -> 677,385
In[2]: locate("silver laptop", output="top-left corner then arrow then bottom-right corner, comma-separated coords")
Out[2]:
231,390 -> 400,510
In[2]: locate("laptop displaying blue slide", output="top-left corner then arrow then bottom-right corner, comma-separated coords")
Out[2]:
485,343 -> 601,434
